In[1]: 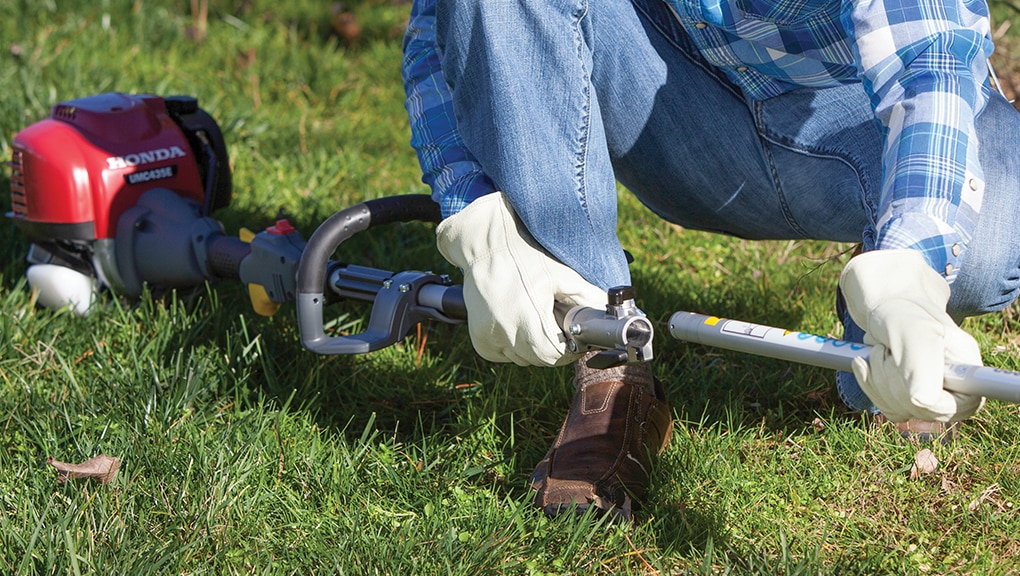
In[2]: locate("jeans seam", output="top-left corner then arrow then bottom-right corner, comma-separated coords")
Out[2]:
752,101 -> 879,236
753,101 -> 810,238
574,0 -> 595,234
630,0 -> 745,102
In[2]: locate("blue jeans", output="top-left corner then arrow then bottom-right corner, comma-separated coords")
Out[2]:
434,0 -> 1020,411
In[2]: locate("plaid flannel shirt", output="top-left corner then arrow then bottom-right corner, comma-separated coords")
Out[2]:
402,0 -> 995,279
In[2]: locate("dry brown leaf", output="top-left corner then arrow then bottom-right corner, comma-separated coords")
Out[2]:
940,475 -> 956,493
909,448 -> 938,479
330,3 -> 361,44
47,454 -> 120,484
968,483 -> 1001,512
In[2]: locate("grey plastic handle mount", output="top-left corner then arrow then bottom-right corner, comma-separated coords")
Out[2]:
296,195 -> 442,355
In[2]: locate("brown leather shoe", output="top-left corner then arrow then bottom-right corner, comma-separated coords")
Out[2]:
530,356 -> 673,520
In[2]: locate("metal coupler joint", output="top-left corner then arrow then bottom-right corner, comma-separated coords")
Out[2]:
561,285 -> 654,369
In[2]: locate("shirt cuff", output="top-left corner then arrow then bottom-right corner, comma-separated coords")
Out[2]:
876,213 -> 966,283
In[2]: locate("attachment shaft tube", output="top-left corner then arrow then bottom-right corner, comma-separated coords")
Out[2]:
668,311 -> 1020,403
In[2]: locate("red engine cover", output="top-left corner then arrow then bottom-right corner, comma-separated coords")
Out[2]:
9,92 -> 205,241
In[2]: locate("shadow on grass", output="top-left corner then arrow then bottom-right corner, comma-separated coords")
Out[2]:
627,239 -> 856,429
164,203 -> 869,565
2,177 -> 876,567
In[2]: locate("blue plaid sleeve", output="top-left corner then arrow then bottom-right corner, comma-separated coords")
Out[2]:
402,0 -> 496,218
847,0 -> 993,281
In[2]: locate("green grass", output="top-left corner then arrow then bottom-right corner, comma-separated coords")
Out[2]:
3,1 -> 1020,573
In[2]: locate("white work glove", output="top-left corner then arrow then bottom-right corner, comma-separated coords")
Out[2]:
839,249 -> 985,422
436,192 -> 607,366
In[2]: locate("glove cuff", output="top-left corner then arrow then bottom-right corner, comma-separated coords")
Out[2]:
839,249 -> 951,331
436,192 -> 527,269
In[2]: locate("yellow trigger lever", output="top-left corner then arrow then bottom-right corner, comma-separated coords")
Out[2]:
240,227 -> 282,317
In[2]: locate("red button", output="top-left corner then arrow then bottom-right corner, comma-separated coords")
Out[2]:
267,219 -> 296,235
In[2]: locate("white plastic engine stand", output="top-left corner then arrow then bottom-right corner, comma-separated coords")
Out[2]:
26,264 -> 98,315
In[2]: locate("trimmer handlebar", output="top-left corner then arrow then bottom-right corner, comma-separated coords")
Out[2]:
296,195 -> 454,355
296,195 -> 654,366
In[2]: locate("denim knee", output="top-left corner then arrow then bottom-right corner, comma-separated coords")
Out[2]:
948,94 -> 1020,320
947,252 -> 1020,321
